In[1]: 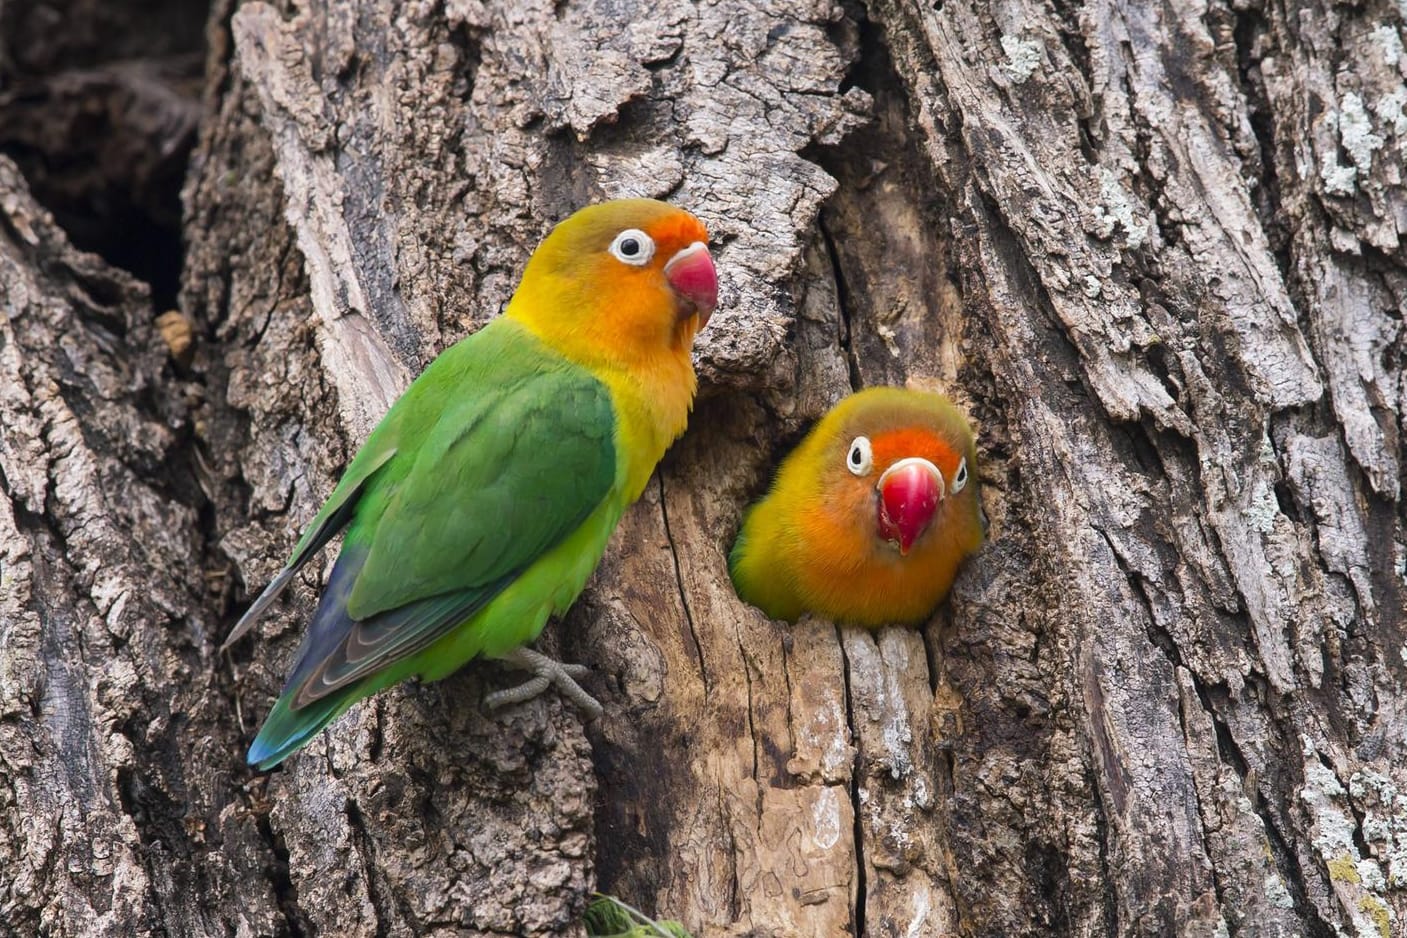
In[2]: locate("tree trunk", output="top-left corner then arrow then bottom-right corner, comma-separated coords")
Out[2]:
2,0 -> 1404,935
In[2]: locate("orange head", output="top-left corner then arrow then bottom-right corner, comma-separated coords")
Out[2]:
505,199 -> 716,371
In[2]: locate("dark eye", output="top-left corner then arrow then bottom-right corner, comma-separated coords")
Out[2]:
609,228 -> 655,266
951,456 -> 969,493
846,436 -> 873,476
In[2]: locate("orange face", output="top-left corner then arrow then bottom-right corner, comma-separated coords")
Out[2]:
509,199 -> 717,367
830,425 -> 970,555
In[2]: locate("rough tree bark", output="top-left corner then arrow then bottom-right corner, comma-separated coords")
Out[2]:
1,0 -> 1404,935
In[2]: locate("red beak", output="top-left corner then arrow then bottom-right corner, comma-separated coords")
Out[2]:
877,458 -> 944,555
664,241 -> 717,329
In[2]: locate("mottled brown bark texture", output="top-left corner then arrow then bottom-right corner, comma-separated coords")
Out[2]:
1,0 -> 1404,935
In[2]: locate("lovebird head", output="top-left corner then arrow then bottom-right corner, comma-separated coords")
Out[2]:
506,199 -> 717,368
729,387 -> 985,627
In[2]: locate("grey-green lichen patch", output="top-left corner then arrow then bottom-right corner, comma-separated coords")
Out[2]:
1092,167 -> 1149,249
999,35 -> 1042,83
1300,748 -> 1400,937
1371,90 -> 1407,136
1246,479 -> 1282,538
1263,872 -> 1295,910
1348,771 -> 1407,889
1301,753 -> 1353,853
1371,24 -> 1403,67
1339,94 -> 1384,175
1356,860 -> 1386,893
1319,157 -> 1358,197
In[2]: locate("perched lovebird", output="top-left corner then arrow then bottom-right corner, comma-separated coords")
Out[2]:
223,199 -> 718,768
729,388 -> 982,626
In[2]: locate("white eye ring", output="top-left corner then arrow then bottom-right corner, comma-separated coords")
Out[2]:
846,436 -> 873,476
951,456 -> 968,493
609,228 -> 655,266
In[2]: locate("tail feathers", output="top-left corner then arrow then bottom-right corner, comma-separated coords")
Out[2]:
243,545 -> 485,769
244,547 -> 371,769
246,686 -> 361,770
281,542 -> 504,709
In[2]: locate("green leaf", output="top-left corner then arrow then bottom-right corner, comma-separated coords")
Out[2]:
583,894 -> 694,938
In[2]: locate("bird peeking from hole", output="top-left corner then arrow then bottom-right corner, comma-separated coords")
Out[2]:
729,387 -> 983,626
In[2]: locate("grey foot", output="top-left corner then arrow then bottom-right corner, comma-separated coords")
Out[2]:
485,647 -> 604,719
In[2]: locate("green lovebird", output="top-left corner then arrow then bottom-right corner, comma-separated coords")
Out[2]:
223,199 -> 718,769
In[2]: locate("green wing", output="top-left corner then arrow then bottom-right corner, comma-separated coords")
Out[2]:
241,320 -> 617,766
347,360 -> 615,619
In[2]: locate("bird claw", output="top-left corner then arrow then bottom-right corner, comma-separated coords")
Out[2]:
485,647 -> 603,719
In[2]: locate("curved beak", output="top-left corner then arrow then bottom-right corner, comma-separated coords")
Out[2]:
664,241 -> 717,329
876,457 -> 944,555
